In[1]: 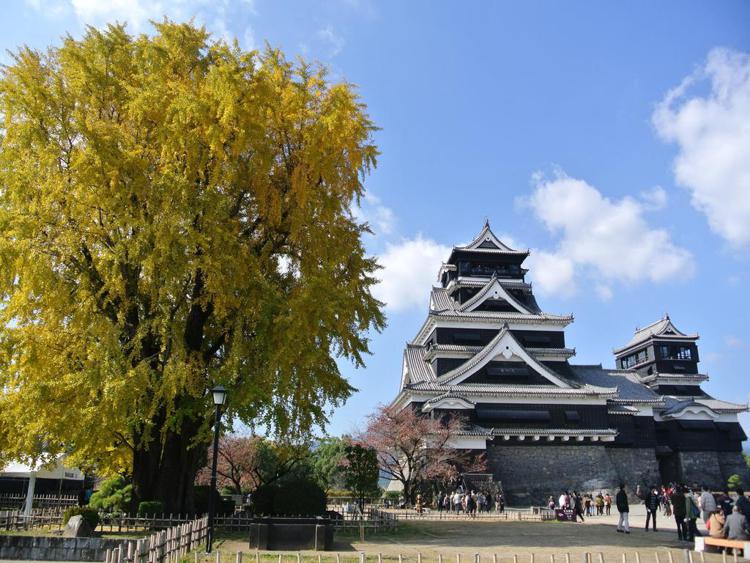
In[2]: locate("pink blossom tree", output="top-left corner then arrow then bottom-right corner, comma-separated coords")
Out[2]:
361,405 -> 486,503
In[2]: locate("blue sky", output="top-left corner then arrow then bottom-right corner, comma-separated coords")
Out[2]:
3,0 -> 749,438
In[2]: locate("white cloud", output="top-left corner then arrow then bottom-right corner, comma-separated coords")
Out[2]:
640,186 -> 668,211
726,336 -> 745,349
525,170 -> 694,298
653,47 -> 750,249
373,236 -> 451,312
27,0 -> 256,39
353,193 -> 396,236
317,25 -> 345,57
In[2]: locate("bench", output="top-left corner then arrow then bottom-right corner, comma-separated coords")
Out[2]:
695,537 -> 750,558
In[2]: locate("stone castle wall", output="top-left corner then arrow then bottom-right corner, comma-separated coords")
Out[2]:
485,443 -> 746,504
606,448 -> 661,489
679,451 -> 724,488
486,444 -> 620,505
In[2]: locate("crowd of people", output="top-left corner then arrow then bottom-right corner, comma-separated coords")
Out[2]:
432,489 -> 506,516
549,482 -> 750,545
548,490 -> 614,521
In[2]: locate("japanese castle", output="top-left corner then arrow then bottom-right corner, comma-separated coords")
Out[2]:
393,221 -> 748,502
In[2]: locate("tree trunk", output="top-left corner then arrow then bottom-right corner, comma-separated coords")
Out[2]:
131,414 -> 207,514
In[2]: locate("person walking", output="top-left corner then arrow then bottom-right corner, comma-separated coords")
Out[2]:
605,492 -> 612,516
685,487 -> 701,542
643,485 -> 661,532
671,485 -> 688,541
700,485 -> 717,524
573,491 -> 585,522
595,492 -> 604,516
616,484 -> 630,534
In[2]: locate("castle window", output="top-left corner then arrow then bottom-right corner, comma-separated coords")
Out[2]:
676,347 -> 692,360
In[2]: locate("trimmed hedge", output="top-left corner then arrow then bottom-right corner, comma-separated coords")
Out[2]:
250,478 -> 326,516
137,501 -> 164,516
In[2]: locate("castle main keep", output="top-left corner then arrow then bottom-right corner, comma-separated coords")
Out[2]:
391,222 -> 749,503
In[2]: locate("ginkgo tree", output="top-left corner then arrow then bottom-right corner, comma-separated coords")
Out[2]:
0,21 -> 385,512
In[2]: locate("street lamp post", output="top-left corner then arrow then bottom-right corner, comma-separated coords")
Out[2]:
206,385 -> 227,554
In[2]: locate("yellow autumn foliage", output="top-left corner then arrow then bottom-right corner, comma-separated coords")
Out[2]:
0,21 -> 385,502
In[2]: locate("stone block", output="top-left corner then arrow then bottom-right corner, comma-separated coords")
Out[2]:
63,515 -> 93,538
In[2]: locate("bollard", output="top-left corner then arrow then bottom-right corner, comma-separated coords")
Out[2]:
476,554 -> 480,563
362,554 -> 366,563
733,552 -> 738,563
668,553 -> 674,563
494,554 -> 498,563
419,554 -> 422,563
380,555 -> 383,563
636,553 -> 641,563
279,554 -> 283,563
656,553 -> 660,563
438,555 -> 442,563
337,555 -> 341,563
196,551 -> 200,563
237,552 -> 243,563
722,551 -> 727,563
298,553 -> 301,563
217,552 -> 221,563
565,554 -> 570,563
598,554 -> 603,563
457,554 -> 461,563
399,555 -> 403,563
256,551 -> 260,563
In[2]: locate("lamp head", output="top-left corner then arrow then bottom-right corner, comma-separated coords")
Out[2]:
210,385 -> 228,407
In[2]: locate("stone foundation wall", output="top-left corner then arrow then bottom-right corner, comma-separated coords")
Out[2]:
679,451 -> 723,489
0,536 -> 126,561
717,451 -> 750,488
606,448 -> 661,489
486,444 -> 620,505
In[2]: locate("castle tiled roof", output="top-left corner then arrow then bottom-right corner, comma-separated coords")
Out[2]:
568,365 -> 662,402
614,316 -> 698,355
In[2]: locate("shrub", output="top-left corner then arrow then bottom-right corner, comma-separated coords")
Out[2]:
220,498 -> 236,515
193,486 -> 235,515
383,491 -> 400,503
63,506 -> 100,530
728,474 -> 744,490
89,475 -> 132,514
248,484 -> 276,515
272,478 -> 327,516
137,501 -> 164,516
